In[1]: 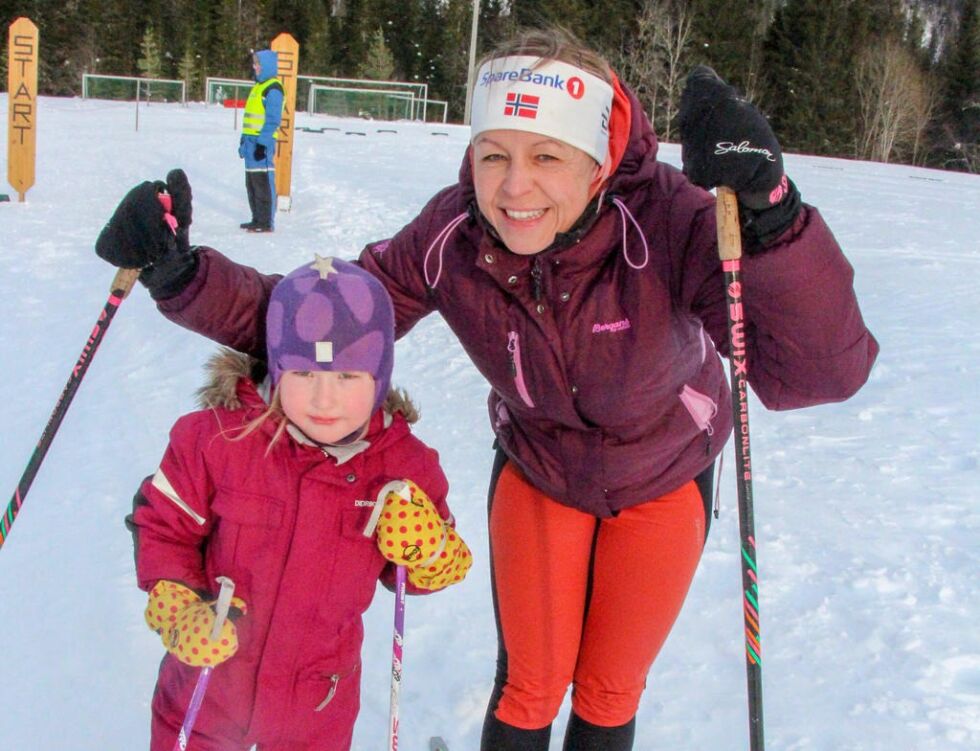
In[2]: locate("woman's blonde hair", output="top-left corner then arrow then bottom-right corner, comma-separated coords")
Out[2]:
480,26 -> 613,84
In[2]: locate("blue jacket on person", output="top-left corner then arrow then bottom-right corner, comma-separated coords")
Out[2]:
239,49 -> 284,168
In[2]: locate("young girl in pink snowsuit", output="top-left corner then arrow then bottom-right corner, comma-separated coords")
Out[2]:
128,256 -> 471,751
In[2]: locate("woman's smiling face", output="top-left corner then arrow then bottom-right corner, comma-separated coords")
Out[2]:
472,130 -> 599,255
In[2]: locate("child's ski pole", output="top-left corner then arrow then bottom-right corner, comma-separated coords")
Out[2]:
716,186 -> 765,751
389,565 -> 407,751
172,576 -> 236,751
0,265 -> 139,551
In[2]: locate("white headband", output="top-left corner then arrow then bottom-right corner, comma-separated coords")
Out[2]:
470,55 -> 614,165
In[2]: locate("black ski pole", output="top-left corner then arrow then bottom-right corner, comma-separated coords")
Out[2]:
716,186 -> 764,750
0,266 -> 139,551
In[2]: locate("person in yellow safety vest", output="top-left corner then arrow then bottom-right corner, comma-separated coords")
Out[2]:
238,49 -> 284,233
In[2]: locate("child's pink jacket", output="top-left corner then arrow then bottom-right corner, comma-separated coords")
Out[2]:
129,351 -> 452,749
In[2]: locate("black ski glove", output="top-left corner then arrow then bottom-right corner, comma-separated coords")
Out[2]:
678,66 -> 801,250
95,169 -> 199,300
678,66 -> 786,208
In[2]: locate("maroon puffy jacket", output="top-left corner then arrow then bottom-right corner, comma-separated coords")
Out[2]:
159,91 -> 878,518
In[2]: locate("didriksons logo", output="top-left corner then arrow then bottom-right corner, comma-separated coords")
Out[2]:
480,66 -> 567,90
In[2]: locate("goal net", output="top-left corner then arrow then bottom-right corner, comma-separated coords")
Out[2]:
82,74 -> 186,104
308,84 -> 416,121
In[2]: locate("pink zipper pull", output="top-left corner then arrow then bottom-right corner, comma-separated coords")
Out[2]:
506,332 -> 535,408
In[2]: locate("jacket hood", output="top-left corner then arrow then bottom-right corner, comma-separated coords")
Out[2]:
254,49 -> 278,83
195,348 -> 419,423
456,82 -> 660,210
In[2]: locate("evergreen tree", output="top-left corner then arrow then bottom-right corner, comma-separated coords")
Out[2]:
944,0 -> 979,132
178,45 -> 202,100
138,24 -> 164,79
358,25 -> 396,80
328,0 -> 369,76
510,0 -> 592,35
361,0 -> 418,81
92,0 -> 145,76
584,0 -> 642,61
688,0 -> 776,99
303,6 -> 333,75
209,0 -> 258,79
939,0 -> 980,169
762,0 -> 860,156
415,0 -> 451,113
0,0 -> 966,161
441,0 -> 480,119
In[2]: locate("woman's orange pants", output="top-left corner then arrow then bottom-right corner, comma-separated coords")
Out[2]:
488,460 -> 707,730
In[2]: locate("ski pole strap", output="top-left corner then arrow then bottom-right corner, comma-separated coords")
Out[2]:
209,576 -> 236,640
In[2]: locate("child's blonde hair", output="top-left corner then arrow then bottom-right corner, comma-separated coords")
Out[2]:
230,383 -> 290,453
195,349 -> 419,454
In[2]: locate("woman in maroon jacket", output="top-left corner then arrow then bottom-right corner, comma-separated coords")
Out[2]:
97,28 -> 878,751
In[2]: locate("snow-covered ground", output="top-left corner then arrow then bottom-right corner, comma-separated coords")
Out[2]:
1,95 -> 978,750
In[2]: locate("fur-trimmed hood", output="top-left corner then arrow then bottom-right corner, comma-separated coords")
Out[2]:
194,348 -> 420,423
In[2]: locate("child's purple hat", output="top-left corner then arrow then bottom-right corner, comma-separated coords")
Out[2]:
266,255 -> 395,413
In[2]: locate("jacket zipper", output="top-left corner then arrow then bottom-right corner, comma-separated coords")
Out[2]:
531,258 -> 544,301
507,332 -> 535,408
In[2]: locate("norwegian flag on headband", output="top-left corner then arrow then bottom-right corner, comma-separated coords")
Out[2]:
504,92 -> 539,119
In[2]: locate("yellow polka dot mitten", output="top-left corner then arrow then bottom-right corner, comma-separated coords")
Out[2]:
373,479 -> 472,591
375,479 -> 448,566
406,525 -> 472,591
144,580 -> 247,668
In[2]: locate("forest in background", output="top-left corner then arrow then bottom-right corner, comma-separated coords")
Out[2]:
1,0 -> 978,172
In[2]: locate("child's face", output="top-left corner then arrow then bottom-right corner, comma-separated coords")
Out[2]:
279,370 -> 376,444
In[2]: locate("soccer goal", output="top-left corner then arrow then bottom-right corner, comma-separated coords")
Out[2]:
418,99 -> 449,123
204,77 -> 253,106
82,74 -> 186,104
308,84 -> 416,121
299,75 -> 428,120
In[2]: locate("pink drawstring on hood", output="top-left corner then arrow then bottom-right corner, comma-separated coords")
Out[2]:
611,197 -> 650,270
422,199 -> 649,291
423,212 -> 469,289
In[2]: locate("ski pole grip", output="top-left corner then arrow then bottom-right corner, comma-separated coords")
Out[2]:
109,189 -> 176,299
209,576 -> 237,641
716,186 -> 742,261
111,267 -> 140,299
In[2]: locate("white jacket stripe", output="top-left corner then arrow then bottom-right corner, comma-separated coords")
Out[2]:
151,468 -> 206,526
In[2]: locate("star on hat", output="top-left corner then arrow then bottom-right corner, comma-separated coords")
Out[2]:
309,254 -> 339,280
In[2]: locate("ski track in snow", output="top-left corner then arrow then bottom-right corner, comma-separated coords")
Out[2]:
0,96 -> 978,750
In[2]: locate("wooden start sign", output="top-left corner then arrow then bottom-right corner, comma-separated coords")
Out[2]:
7,17 -> 39,202
271,33 -> 299,211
